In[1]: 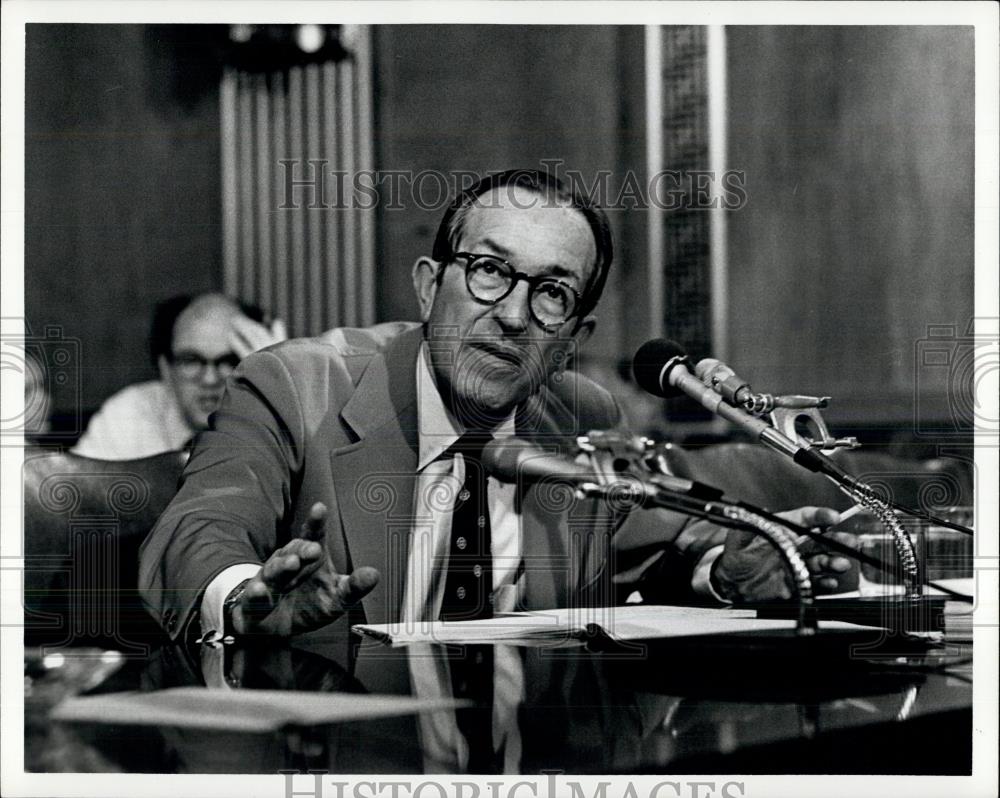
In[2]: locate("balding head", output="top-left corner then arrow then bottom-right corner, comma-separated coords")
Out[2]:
174,294 -> 243,342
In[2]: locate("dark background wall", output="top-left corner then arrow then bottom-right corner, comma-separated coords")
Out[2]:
725,26 -> 975,429
24,24 -> 975,443
25,24 -> 224,417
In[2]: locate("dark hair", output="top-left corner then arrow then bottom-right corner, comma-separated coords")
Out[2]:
149,293 -> 266,367
431,169 -> 614,320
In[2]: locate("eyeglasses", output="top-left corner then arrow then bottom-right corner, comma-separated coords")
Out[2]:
450,252 -> 582,331
169,351 -> 240,380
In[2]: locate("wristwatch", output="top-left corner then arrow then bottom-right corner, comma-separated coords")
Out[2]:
223,578 -> 251,637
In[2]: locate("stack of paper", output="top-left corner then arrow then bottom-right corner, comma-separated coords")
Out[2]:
352,605 -> 879,647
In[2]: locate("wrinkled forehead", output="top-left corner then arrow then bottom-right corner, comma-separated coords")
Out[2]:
456,186 -> 597,281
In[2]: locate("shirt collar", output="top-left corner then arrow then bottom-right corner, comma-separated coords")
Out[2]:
416,343 -> 516,470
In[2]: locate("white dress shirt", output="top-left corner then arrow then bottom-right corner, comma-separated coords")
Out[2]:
402,344 -> 520,628
72,380 -> 195,460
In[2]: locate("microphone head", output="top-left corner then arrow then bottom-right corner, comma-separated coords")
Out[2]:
632,339 -> 688,398
481,438 -> 592,485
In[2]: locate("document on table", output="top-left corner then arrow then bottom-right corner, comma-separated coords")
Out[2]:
352,604 -> 878,646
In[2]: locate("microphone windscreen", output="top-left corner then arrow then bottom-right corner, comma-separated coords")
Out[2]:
481,438 -> 592,485
632,339 -> 688,397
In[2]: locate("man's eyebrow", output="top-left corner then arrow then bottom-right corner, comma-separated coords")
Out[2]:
545,264 -> 580,283
479,238 -> 512,258
478,238 -> 583,284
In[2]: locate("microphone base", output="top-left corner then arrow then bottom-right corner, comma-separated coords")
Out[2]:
752,595 -> 949,634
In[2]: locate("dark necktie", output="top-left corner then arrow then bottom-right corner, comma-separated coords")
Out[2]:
440,432 -> 494,622
439,432 -> 497,772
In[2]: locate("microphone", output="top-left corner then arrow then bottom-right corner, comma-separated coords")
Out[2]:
631,338 -> 690,399
480,438 -> 594,485
695,358 -> 830,412
632,339 -> 831,475
693,358 -> 753,406
481,436 -> 724,500
633,340 -> 973,602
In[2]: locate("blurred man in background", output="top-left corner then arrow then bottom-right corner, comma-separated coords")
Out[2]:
73,292 -> 286,460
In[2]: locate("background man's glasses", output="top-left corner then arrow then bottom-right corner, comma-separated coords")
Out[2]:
450,252 -> 582,330
169,351 -> 240,380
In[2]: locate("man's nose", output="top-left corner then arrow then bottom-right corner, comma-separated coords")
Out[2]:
492,281 -> 532,333
198,363 -> 226,386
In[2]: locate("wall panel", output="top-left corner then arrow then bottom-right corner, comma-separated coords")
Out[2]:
725,26 -> 974,429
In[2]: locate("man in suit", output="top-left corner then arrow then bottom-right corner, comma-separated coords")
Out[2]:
139,169 -> 852,649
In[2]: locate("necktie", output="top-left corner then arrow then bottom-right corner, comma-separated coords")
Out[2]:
440,432 -> 494,622
440,432 -> 497,772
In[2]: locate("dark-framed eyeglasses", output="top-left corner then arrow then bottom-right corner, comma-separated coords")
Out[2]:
169,351 -> 240,380
449,252 -> 583,331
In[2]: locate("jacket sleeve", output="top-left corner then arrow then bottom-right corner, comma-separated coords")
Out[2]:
138,349 -> 307,641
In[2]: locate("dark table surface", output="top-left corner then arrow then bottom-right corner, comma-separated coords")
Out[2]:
25,621 -> 972,776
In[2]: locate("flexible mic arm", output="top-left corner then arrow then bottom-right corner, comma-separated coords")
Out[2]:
694,358 -> 973,536
573,473 -> 819,636
583,436 -> 974,605
695,358 -> 858,450
640,438 -> 971,603
634,343 -> 923,597
688,353 -> 983,593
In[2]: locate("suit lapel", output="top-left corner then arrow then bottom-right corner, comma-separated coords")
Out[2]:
330,328 -> 422,626
330,334 -> 610,622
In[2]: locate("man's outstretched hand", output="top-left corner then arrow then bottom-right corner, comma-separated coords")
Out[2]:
231,502 -> 379,637
711,506 -> 858,603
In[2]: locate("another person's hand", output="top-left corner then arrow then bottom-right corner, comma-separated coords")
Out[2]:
711,506 -> 858,603
231,503 -> 379,637
228,315 -> 288,359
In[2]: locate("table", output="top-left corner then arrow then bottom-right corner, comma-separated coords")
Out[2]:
25,622 -> 972,775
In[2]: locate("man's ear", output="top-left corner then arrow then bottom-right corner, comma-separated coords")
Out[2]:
412,256 -> 441,322
570,315 -> 597,348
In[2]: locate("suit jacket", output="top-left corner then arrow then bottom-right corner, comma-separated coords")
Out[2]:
139,323 -> 706,650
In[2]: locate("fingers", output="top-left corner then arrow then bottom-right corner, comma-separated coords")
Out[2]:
806,553 -> 853,573
798,530 -> 857,558
806,545 -> 858,593
255,538 -> 324,594
786,505 -> 841,530
228,314 -> 286,358
270,318 -> 288,342
239,539 -> 325,626
336,566 -> 380,607
723,527 -> 761,552
299,502 -> 327,542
